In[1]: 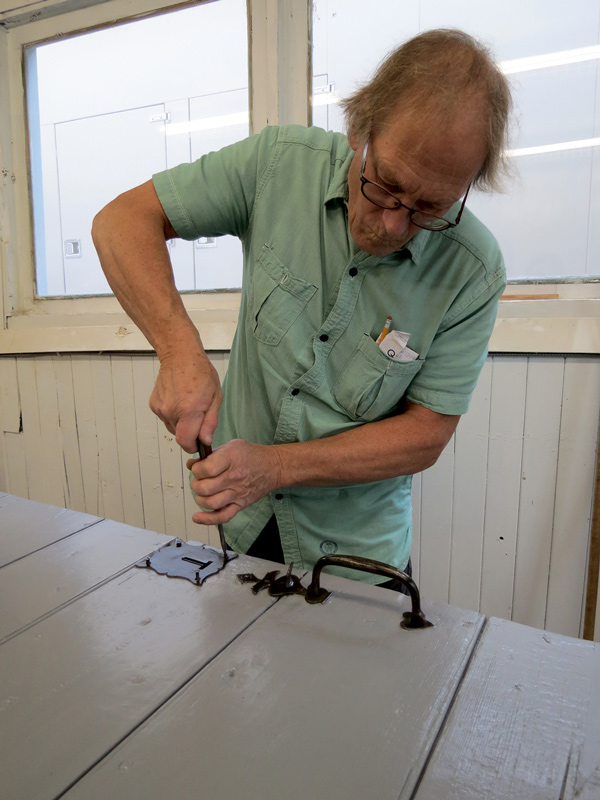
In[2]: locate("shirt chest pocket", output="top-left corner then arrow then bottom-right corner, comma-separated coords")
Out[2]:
333,333 -> 424,422
252,246 -> 317,346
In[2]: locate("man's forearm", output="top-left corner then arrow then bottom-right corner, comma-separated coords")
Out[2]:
189,402 -> 460,525
272,403 -> 460,488
92,180 -> 223,450
92,180 -> 201,359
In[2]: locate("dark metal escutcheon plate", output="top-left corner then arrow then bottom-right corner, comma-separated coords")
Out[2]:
136,538 -> 237,586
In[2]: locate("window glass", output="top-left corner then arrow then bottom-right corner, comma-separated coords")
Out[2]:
27,0 -> 248,297
312,0 -> 600,280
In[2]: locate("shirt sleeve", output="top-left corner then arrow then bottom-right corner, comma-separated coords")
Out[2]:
405,262 -> 506,416
152,125 -> 280,241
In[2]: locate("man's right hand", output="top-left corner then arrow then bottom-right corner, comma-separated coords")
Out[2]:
150,348 -> 223,454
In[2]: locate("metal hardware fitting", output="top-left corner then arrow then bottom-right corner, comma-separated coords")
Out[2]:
238,563 -> 306,597
136,538 -> 237,586
239,556 -> 433,630
305,555 -> 433,629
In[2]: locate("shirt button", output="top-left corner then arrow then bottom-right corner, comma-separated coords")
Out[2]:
349,267 -> 358,276
291,388 -> 300,396
319,334 -> 329,342
275,493 -> 284,500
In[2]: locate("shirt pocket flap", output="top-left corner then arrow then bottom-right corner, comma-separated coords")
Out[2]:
333,333 -> 424,422
252,245 -> 317,346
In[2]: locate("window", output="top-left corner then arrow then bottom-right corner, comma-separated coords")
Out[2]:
312,0 -> 600,281
26,0 -> 248,298
0,0 -> 597,358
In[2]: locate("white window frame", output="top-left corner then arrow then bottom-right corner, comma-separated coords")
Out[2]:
0,0 -> 598,356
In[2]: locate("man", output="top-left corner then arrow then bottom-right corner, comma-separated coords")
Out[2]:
92,29 -> 512,586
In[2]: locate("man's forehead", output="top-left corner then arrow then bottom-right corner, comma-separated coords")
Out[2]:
372,109 -> 486,196
369,137 -> 465,205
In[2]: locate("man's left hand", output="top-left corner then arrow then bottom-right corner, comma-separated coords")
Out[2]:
186,439 -> 284,525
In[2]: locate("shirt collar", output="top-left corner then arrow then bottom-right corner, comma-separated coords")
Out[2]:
324,148 -> 353,204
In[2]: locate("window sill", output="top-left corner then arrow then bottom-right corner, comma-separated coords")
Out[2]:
489,296 -> 600,353
1,295 -> 599,356
0,293 -> 241,354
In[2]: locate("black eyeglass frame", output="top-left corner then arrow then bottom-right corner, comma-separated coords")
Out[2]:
359,137 -> 471,231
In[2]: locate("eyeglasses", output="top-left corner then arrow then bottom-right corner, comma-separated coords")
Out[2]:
359,137 -> 471,231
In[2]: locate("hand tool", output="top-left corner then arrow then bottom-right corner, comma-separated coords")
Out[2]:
196,438 -> 229,563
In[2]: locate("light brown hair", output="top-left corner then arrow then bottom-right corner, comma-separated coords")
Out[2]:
340,29 -> 513,192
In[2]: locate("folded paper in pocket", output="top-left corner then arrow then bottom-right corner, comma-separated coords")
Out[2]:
379,330 -> 419,362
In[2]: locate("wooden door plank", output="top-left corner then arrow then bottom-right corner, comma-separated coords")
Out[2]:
1,552 -> 282,800
571,645 -> 600,798
0,493 -> 100,567
0,520 -> 170,642
414,617 -> 599,800
59,576 -> 485,800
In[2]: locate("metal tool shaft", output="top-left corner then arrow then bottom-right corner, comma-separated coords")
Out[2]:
196,438 -> 228,562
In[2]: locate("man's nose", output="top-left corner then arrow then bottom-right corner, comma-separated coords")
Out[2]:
381,206 -> 412,239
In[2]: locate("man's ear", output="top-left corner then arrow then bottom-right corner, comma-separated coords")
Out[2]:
348,130 -> 361,151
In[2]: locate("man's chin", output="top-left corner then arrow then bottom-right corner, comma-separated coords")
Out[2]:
352,228 -> 409,257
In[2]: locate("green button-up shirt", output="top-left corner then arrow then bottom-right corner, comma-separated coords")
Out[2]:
153,124 -> 506,583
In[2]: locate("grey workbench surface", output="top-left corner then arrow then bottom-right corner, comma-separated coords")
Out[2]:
1,494 -> 598,800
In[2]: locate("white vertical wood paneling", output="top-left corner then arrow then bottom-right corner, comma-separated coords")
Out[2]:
0,356 -> 20,492
34,358 -> 65,507
91,357 -> 124,522
479,357 -> 527,619
4,431 -> 28,499
0,356 -> 20,432
131,356 -> 165,533
16,358 -> 46,503
110,354 -> 144,528
448,360 -> 492,611
0,352 -> 599,640
71,355 -> 100,516
546,358 -> 600,636
419,438 -> 455,604
0,401 -> 6,492
512,358 -> 565,629
53,355 -> 86,512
